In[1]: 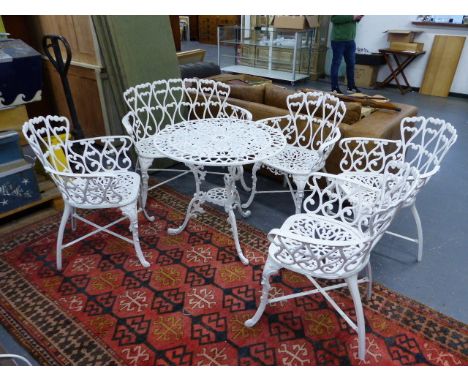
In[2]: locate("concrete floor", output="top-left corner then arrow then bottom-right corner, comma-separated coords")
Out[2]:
1,40 -> 466,365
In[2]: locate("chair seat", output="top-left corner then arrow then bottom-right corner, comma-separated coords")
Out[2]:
68,172 -> 140,208
262,145 -> 322,176
340,171 -> 419,208
339,172 -> 382,207
269,213 -> 368,278
136,137 -> 165,159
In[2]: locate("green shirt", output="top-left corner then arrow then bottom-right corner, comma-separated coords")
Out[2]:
331,16 -> 357,41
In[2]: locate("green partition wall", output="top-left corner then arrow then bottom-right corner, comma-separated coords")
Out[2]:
92,15 -> 180,135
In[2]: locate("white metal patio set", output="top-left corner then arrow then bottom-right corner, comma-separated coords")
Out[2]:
22,78 -> 457,361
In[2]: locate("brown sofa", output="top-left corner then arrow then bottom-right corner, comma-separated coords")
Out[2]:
211,80 -> 418,174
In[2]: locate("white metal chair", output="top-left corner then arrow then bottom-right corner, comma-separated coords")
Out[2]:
122,78 -> 253,221
0,354 -> 32,366
243,91 -> 345,214
245,162 -> 419,361
22,115 -> 149,269
339,116 -> 457,261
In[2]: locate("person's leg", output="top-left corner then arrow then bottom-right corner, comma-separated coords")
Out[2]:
344,40 -> 357,89
330,41 -> 345,90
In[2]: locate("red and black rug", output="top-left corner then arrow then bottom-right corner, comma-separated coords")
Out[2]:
0,186 -> 467,365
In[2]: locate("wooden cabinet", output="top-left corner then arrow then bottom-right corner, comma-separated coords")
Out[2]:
198,16 -> 240,44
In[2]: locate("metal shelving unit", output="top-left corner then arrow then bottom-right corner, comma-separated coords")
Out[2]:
217,26 -> 316,84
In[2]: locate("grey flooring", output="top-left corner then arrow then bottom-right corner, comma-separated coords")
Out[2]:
1,40 -> 466,366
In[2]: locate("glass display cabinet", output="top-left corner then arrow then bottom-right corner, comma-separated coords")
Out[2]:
217,26 -> 316,84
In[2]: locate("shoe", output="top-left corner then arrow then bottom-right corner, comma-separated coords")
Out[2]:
347,86 -> 361,94
331,87 -> 343,95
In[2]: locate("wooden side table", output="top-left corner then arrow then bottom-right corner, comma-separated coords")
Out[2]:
377,49 -> 425,94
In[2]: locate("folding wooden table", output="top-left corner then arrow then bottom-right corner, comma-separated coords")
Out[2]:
377,49 -> 425,94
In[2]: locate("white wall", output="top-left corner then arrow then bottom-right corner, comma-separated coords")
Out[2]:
352,15 -> 468,94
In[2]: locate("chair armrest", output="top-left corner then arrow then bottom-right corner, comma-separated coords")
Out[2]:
47,169 -> 137,207
268,227 -> 366,248
318,127 -> 341,158
224,103 -> 253,120
258,115 -> 294,139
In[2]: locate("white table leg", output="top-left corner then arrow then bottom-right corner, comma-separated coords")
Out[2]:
224,166 -> 250,264
168,164 -> 207,235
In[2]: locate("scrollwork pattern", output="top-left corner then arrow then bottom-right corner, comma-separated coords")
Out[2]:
153,118 -> 286,166
22,116 -> 139,209
122,78 -> 252,146
267,163 -> 419,278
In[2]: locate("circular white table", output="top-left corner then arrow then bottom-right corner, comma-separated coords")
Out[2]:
154,118 -> 286,264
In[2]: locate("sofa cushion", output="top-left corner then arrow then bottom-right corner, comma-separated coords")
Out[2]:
179,62 -> 221,79
264,84 -> 294,109
341,102 -> 362,124
228,83 -> 266,104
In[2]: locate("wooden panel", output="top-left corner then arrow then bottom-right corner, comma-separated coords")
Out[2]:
169,15 -> 181,51
44,61 -> 106,137
29,15 -> 99,66
420,35 -> 466,97
189,16 -> 199,41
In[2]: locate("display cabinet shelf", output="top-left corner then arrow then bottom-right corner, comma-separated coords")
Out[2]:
217,26 -> 316,84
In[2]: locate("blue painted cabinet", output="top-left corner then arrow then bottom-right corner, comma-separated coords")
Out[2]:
0,159 -> 41,213
0,39 -> 43,108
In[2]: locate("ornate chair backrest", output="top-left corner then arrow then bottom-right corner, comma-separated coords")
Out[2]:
339,138 -> 404,174
122,78 -> 232,142
23,115 -> 134,207
401,116 -> 457,181
292,162 -> 419,275
284,91 -> 345,155
304,161 -> 419,239
22,115 -> 72,173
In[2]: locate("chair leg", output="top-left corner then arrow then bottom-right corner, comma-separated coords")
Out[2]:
366,263 -> 373,300
139,157 -> 155,222
242,161 -> 261,209
70,207 -> 77,231
292,175 -> 307,214
238,165 -> 251,192
346,274 -> 366,361
411,204 -> 423,262
245,257 -> 280,327
56,202 -> 72,271
121,202 -> 150,268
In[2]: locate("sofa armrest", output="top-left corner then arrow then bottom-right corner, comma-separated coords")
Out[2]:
340,103 -> 418,140
226,97 -> 290,121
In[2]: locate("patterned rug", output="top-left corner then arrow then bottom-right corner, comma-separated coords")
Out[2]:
0,186 -> 467,366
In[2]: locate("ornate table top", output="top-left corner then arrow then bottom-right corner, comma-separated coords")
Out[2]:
153,118 -> 286,166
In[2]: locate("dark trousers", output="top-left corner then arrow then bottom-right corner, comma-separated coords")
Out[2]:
330,40 -> 356,89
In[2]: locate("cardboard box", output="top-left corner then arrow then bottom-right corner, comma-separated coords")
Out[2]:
353,65 -> 378,88
390,41 -> 424,53
385,30 -> 422,43
272,16 -> 319,30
